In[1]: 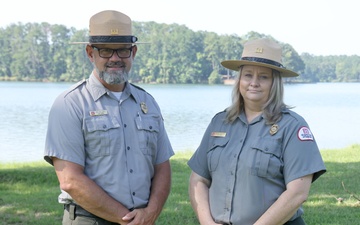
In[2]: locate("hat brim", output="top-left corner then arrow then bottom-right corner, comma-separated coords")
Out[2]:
221,60 -> 299,77
70,41 -> 149,45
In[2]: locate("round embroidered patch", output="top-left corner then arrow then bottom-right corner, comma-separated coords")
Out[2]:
297,126 -> 314,141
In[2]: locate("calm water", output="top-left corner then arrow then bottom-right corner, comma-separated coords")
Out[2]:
1,81 -> 359,163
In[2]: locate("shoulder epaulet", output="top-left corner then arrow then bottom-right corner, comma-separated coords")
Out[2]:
64,79 -> 86,96
129,83 -> 156,99
129,83 -> 157,102
211,109 -> 228,121
130,83 -> 146,92
72,79 -> 86,89
283,108 -> 302,122
214,109 -> 227,117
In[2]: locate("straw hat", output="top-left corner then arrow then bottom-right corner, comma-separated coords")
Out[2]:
221,38 -> 298,77
73,10 -> 146,44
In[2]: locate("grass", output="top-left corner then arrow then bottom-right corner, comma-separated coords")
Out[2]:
1,145 -> 360,225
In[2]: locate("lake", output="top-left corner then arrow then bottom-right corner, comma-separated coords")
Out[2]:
0,81 -> 359,163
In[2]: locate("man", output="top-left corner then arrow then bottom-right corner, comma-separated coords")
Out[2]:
44,10 -> 174,225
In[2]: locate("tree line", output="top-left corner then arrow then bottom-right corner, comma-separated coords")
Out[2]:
1,21 -> 359,84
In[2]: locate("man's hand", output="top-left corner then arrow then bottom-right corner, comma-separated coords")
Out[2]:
122,208 -> 157,225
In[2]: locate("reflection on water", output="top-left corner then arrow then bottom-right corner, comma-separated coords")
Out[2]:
1,82 -> 359,162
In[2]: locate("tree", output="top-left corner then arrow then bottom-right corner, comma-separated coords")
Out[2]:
282,44 -> 305,75
0,22 -> 359,83
48,24 -> 71,81
208,70 -> 222,84
0,27 -> 12,78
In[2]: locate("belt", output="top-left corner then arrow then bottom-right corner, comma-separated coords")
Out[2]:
64,203 -> 95,217
64,203 -> 118,224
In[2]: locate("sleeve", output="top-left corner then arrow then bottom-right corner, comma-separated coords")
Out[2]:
44,92 -> 85,166
155,117 -> 174,164
187,118 -> 215,180
282,117 -> 326,184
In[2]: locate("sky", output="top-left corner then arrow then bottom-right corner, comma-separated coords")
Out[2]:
1,0 -> 358,56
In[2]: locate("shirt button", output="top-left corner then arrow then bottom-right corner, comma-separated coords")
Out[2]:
132,192 -> 135,196
130,169 -> 133,173
149,126 -> 152,129
103,125 -> 107,129
127,146 -> 130,150
124,124 -> 127,128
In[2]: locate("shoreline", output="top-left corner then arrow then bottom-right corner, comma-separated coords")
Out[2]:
1,144 -> 359,165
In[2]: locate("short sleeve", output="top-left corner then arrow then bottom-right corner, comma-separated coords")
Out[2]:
283,119 -> 326,184
44,92 -> 85,166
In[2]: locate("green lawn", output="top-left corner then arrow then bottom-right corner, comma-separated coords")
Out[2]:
1,145 -> 359,225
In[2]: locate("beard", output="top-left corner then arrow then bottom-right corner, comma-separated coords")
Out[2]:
94,61 -> 129,85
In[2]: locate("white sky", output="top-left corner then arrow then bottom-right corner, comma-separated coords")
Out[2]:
1,0 -> 358,56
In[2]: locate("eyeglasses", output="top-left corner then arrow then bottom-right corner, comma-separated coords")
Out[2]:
91,46 -> 133,59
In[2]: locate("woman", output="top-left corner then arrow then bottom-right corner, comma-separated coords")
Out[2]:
188,38 -> 326,225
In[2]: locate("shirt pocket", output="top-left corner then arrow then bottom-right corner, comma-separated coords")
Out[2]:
84,116 -> 120,159
207,137 -> 229,172
135,114 -> 160,157
250,137 -> 282,177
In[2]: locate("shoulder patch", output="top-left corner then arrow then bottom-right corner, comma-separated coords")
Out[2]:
297,126 -> 314,141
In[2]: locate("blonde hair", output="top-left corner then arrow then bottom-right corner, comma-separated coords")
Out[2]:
225,67 -> 288,125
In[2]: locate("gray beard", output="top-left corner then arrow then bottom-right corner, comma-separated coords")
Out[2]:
98,70 -> 128,84
94,62 -> 128,85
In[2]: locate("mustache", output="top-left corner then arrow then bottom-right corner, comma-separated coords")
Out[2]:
106,61 -> 125,67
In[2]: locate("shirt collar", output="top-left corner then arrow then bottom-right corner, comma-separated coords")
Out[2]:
88,72 -> 138,103
238,112 -> 264,125
88,73 -> 107,101
124,83 -> 140,104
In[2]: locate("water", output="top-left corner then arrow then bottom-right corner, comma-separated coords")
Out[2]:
1,81 -> 359,163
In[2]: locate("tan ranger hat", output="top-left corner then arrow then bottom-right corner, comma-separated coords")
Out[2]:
73,10 -> 146,44
221,38 -> 299,77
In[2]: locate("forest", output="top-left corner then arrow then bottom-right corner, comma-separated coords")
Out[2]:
0,21 -> 359,84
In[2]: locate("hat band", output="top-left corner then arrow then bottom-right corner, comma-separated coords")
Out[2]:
241,57 -> 285,68
89,35 -> 138,43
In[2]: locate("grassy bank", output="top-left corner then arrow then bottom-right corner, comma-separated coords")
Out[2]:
1,145 -> 359,225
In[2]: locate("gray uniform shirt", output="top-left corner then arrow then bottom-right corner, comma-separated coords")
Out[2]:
188,109 -> 326,225
44,73 -> 174,209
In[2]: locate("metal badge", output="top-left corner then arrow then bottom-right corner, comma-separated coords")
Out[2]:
140,102 -> 148,114
269,124 -> 279,135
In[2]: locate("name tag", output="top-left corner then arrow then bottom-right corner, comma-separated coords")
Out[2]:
89,110 -> 108,116
211,132 -> 226,137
